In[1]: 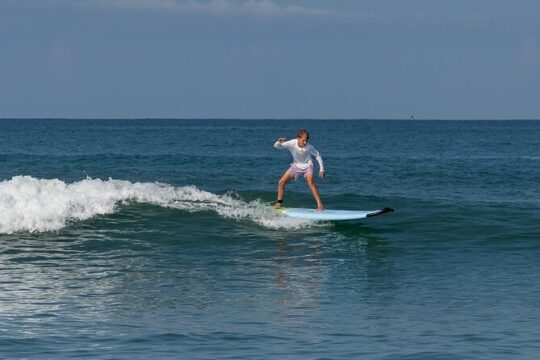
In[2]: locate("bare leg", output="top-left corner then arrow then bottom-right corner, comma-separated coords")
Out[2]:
275,171 -> 294,208
306,173 -> 324,211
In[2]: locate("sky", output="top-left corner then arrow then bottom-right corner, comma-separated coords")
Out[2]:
1,0 -> 539,119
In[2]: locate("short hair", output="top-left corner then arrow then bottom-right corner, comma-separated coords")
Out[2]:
296,129 -> 309,139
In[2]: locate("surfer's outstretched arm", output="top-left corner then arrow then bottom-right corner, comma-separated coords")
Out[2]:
274,138 -> 294,149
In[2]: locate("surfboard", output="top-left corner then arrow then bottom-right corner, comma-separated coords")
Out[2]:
274,207 -> 394,221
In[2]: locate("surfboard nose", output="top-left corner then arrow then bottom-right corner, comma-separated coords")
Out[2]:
366,207 -> 394,217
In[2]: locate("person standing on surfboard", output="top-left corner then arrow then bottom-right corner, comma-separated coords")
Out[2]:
273,129 -> 326,211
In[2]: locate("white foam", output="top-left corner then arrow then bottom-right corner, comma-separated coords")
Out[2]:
0,176 -> 315,234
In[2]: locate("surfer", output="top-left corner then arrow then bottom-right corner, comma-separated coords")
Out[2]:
273,129 -> 325,211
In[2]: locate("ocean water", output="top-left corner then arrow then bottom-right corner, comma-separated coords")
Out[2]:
0,119 -> 539,359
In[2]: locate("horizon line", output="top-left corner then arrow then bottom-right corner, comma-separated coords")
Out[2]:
1,117 -> 540,121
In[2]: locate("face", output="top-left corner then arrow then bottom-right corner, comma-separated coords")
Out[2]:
297,134 -> 309,148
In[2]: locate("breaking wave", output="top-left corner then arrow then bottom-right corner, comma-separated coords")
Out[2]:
0,176 -> 316,234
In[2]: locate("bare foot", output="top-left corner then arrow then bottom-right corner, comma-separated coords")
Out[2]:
316,204 -> 325,212
274,202 -> 282,209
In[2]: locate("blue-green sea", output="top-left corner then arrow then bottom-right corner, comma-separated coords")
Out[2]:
1,119 -> 539,359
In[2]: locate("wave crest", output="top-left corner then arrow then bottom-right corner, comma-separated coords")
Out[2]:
0,176 -> 313,233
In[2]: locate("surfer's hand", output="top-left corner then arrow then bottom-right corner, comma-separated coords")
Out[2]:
278,137 -> 286,143
319,171 -> 325,179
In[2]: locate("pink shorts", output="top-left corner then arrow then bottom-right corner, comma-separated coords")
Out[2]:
286,164 -> 314,180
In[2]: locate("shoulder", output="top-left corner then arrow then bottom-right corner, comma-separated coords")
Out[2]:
284,139 -> 297,147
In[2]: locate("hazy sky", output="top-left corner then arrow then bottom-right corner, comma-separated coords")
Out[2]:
1,0 -> 539,119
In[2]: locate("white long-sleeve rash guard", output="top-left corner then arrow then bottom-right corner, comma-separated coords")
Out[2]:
274,139 -> 325,172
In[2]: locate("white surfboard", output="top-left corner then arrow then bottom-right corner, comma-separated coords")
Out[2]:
275,207 -> 393,221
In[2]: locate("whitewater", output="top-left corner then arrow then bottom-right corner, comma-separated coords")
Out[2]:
0,176 -> 313,234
